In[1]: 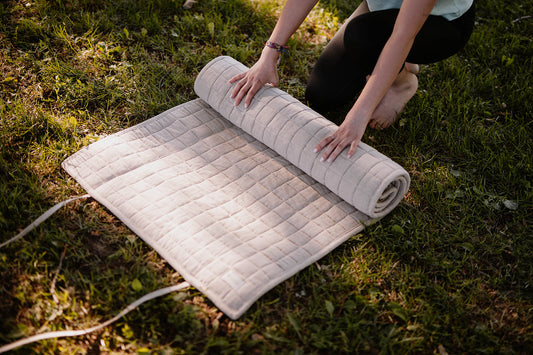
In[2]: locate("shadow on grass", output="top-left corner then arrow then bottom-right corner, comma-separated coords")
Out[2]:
0,0 -> 532,353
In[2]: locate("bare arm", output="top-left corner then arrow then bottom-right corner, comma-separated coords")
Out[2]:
230,0 -> 319,108
314,0 -> 437,162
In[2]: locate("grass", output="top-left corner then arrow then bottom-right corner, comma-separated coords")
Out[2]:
0,0 -> 532,353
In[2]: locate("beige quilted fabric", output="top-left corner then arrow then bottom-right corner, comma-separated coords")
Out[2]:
62,56 -> 409,319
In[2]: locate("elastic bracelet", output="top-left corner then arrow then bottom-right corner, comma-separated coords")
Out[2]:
265,41 -> 289,55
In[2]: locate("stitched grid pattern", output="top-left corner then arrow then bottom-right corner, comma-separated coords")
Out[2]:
63,56 -> 409,319
195,57 -> 409,217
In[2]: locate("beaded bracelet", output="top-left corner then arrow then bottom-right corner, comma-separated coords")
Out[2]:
265,41 -> 290,55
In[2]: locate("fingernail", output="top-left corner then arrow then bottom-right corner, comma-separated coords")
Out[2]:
320,157 -> 325,162
244,103 -> 248,109
347,154 -> 352,159
327,157 -> 333,163
313,148 -> 318,153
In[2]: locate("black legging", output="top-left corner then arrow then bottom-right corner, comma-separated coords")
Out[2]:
305,3 -> 475,114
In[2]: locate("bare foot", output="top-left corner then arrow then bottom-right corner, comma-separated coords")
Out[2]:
368,64 -> 419,129
405,62 -> 419,75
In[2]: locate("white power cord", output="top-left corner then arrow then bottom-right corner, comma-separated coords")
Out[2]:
0,282 -> 190,353
0,194 -> 90,249
0,196 -> 191,353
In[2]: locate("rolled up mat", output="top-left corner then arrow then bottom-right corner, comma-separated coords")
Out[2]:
62,56 -> 409,319
195,56 -> 410,218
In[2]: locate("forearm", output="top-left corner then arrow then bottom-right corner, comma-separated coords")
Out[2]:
347,0 -> 435,122
258,0 -> 319,72
348,34 -> 414,121
313,0 -> 437,162
230,0 -> 318,106
268,0 -> 319,45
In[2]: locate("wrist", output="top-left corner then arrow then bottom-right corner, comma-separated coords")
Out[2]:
347,102 -> 373,123
345,108 -> 371,130
261,46 -> 282,65
265,40 -> 289,55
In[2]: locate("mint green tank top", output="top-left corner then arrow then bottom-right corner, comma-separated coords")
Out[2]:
366,0 -> 473,21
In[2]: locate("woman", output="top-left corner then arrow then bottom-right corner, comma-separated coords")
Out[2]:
230,0 -> 475,162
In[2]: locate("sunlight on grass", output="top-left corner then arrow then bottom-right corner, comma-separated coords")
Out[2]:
0,0 -> 531,353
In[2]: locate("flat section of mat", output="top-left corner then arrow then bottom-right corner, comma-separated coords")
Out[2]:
63,56 -> 409,319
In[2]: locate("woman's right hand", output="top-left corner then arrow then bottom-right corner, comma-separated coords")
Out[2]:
229,48 -> 280,108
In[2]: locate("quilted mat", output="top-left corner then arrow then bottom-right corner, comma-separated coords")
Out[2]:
62,56 -> 410,319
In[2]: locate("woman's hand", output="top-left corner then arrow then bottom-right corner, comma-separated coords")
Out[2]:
229,49 -> 280,108
314,112 -> 370,162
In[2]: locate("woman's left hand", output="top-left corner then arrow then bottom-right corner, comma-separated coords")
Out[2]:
314,113 -> 369,162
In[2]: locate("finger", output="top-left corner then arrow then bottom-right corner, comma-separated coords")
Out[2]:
230,77 -> 247,100
321,137 -> 341,162
313,135 -> 335,154
229,72 -> 246,84
346,140 -> 359,159
244,82 -> 263,108
326,140 -> 347,163
234,81 -> 252,106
